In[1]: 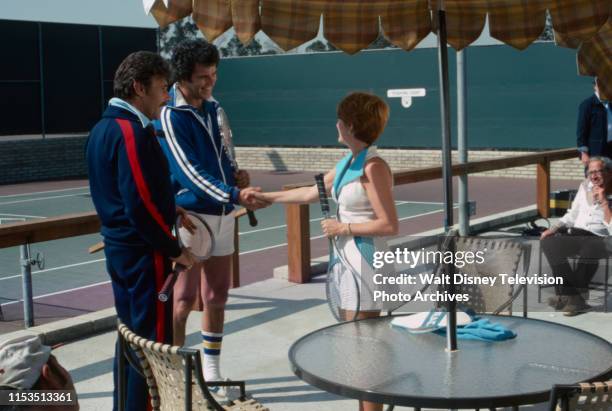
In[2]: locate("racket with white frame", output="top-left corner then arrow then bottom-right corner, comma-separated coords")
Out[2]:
158,212 -> 215,302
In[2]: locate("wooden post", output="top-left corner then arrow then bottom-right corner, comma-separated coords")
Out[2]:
537,159 -> 551,218
286,203 -> 310,283
231,216 -> 240,288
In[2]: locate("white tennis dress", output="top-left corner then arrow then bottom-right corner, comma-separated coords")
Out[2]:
330,146 -> 390,311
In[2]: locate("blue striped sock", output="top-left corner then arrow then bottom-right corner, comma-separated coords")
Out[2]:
202,331 -> 223,381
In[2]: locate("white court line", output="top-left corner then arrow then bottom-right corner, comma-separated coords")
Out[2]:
0,213 -> 46,219
0,258 -> 107,281
0,186 -> 89,199
240,217 -> 324,235
239,207 -> 451,255
0,204 -> 452,305
1,280 -> 111,307
239,201 -> 440,235
0,192 -> 90,206
395,200 -> 447,205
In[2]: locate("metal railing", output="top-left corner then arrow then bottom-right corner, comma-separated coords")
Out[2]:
0,209 -> 247,328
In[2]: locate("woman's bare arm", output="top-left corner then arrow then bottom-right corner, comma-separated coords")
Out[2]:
256,168 -> 335,204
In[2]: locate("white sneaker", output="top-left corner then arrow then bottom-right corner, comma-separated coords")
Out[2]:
208,378 -> 243,403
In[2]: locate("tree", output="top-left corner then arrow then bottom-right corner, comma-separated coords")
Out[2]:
539,11 -> 554,42
367,33 -> 398,50
242,38 -> 263,56
326,41 -> 338,51
159,17 -> 200,58
220,35 -> 243,57
306,40 -> 328,53
219,35 -> 265,57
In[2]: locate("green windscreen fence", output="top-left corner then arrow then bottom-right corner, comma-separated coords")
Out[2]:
215,43 -> 589,150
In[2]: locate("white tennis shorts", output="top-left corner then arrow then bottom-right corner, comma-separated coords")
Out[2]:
195,210 -> 235,256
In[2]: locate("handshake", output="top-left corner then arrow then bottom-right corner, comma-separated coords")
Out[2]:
234,170 -> 271,211
238,186 -> 271,211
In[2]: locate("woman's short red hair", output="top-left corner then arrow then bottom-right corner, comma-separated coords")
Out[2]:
337,92 -> 390,145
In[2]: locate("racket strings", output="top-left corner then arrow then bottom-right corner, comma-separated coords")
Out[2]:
327,241 -> 361,321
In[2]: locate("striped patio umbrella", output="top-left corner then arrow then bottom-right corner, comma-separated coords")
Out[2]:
143,0 -> 610,97
142,0 -> 611,350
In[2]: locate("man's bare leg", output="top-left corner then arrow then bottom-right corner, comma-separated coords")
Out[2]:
173,263 -> 201,346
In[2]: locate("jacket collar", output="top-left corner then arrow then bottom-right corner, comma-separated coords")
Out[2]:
168,83 -> 218,110
102,104 -> 149,127
591,93 -> 607,106
108,98 -> 151,128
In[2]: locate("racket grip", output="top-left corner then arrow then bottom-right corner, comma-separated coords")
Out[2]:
247,210 -> 258,227
158,264 -> 185,302
314,174 -> 330,217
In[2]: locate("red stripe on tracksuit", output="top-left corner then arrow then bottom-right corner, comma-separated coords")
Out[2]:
116,119 -> 170,411
116,119 -> 174,239
144,252 -> 165,411
154,252 -> 166,343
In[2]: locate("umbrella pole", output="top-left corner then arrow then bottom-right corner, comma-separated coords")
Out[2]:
458,49 -> 469,236
436,5 -> 458,352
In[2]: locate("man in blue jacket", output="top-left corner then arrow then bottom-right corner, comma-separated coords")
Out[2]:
157,39 -> 268,397
86,51 -> 194,411
577,78 -> 612,164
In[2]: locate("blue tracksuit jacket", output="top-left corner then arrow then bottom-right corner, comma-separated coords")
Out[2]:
155,84 -> 239,215
86,104 -> 180,257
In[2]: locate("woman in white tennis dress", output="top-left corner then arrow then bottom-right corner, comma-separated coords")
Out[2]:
256,92 -> 398,411
329,145 -> 393,312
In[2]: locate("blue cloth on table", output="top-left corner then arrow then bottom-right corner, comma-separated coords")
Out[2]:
435,318 -> 516,341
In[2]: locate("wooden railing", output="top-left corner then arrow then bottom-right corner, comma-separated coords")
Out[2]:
282,148 -> 578,283
0,209 -> 247,287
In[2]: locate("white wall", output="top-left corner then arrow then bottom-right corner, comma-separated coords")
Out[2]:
0,0 -> 157,28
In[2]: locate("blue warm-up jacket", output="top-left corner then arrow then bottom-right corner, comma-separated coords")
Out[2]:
155,84 -> 239,215
86,104 -> 181,258
577,94 -> 611,158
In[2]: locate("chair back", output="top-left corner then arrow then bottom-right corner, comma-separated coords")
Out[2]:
548,381 -> 612,411
117,322 -> 224,411
452,237 -> 529,316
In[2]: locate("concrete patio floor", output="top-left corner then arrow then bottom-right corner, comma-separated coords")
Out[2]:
49,274 -> 610,411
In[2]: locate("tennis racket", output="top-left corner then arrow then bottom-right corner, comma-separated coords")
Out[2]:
315,173 -> 361,322
158,212 -> 215,302
217,107 -> 258,227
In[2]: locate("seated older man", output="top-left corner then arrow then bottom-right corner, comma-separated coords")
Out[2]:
541,156 -> 612,316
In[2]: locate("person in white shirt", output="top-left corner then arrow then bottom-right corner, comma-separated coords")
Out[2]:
540,156 -> 612,315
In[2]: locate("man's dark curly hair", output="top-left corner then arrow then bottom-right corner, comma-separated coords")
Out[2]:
171,39 -> 220,82
113,51 -> 170,100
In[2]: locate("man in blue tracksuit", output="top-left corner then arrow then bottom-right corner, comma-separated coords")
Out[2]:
156,39 -> 268,396
577,77 -> 612,164
86,51 -> 194,411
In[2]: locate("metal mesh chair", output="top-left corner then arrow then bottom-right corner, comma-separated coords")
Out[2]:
117,321 -> 269,411
388,232 -> 530,317
453,237 -> 530,317
548,381 -> 612,411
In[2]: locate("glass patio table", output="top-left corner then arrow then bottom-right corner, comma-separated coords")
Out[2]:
289,315 -> 612,409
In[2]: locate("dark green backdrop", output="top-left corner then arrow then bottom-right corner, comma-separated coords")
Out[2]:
215,43 -> 590,150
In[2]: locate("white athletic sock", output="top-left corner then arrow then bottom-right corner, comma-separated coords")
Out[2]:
202,331 -> 223,381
